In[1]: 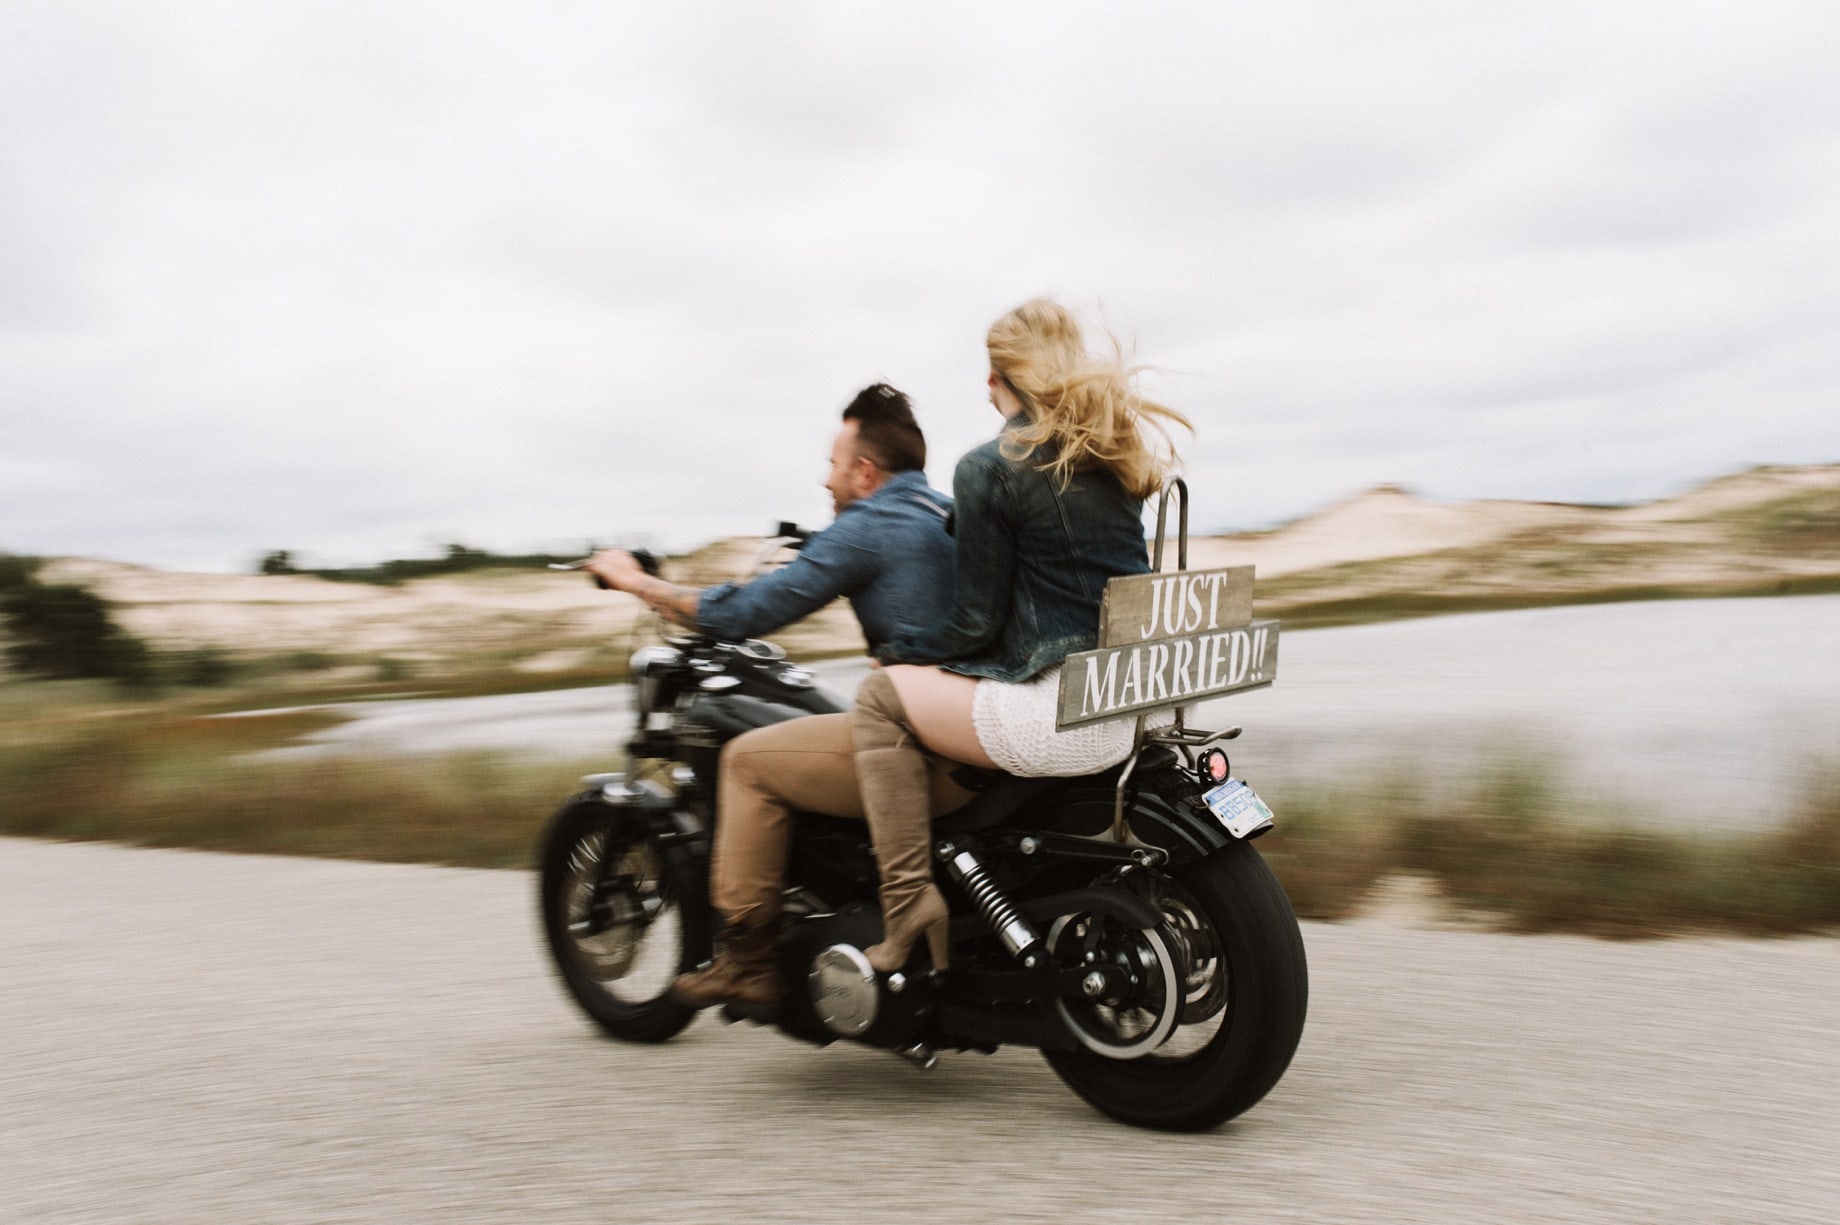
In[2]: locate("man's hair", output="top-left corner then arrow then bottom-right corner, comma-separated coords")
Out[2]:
840,383 -> 926,473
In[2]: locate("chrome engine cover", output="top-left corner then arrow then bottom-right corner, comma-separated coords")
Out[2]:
808,944 -> 879,1038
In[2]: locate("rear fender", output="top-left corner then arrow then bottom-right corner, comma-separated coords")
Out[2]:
1016,775 -> 1238,866
1125,792 -> 1241,865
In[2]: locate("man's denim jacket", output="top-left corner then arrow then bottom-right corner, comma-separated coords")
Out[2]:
697,470 -> 955,651
876,419 -> 1150,681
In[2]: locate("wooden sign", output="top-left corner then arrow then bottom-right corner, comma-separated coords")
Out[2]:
1096,565 -> 1254,647
1058,564 -> 1278,729
1057,619 -> 1280,728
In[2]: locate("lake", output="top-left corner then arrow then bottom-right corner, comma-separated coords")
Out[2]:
297,594 -> 1840,829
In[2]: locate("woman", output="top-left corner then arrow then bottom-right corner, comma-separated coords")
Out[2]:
854,298 -> 1189,973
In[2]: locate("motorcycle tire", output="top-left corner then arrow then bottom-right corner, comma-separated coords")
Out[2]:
1042,838 -> 1308,1132
538,800 -> 709,1044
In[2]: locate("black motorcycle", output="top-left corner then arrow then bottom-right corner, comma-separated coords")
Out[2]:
536,537 -> 1307,1132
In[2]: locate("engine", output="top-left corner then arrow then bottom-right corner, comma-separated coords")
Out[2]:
769,904 -> 934,1050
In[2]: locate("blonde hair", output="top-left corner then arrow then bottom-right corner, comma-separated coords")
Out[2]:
987,299 -> 1189,500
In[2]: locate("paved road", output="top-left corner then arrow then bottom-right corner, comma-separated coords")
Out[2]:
5,836 -> 1835,1223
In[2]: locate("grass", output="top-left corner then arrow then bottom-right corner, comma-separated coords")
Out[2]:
3,686 -> 1836,938
0,708 -> 592,869
1699,485 -> 1840,554
1257,759 -> 1840,937
5,626 -> 1837,941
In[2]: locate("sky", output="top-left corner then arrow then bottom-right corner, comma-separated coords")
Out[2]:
3,1 -> 1837,573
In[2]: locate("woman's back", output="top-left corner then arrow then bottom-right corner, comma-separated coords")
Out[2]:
952,428 -> 1149,677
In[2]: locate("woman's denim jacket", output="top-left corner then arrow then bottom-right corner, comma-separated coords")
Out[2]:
876,418 -> 1150,681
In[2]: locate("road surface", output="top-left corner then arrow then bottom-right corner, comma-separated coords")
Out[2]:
5,836 -> 1834,1223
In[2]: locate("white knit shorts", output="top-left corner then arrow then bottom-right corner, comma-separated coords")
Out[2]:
971,664 -> 1171,777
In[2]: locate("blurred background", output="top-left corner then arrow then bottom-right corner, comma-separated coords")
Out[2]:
5,7 -> 1839,1221
3,1 -> 1837,934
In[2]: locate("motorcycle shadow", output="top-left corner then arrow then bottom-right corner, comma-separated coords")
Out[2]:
743,1031 -> 1090,1124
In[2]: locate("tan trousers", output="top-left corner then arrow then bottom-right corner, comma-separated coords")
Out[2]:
711,712 -> 979,924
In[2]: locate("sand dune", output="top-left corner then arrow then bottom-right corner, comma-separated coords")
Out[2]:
32,463 -> 1840,660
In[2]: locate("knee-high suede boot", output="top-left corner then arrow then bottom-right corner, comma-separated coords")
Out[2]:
851,672 -> 949,973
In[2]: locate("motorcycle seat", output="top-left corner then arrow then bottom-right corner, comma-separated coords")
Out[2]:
929,747 -> 1183,836
932,774 -> 1062,835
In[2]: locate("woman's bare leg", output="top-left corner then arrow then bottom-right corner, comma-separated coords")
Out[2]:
880,664 -> 997,770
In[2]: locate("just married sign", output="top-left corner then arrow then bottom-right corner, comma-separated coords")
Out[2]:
1056,565 -> 1280,729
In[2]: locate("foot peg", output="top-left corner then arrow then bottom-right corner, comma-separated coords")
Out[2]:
896,1042 -> 938,1071
718,1000 -> 779,1026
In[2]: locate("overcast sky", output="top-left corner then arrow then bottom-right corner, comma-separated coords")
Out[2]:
3,1 -> 1836,573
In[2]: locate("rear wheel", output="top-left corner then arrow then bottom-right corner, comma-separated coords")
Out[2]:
1043,839 -> 1308,1131
538,800 -> 708,1043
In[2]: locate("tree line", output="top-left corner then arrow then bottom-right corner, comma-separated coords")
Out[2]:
257,542 -> 592,585
1,543 -> 602,687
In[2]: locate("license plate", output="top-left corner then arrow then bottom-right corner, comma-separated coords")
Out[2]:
1202,778 -> 1275,838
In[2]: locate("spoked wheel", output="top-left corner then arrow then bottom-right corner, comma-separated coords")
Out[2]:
1043,840 -> 1308,1131
538,800 -> 709,1043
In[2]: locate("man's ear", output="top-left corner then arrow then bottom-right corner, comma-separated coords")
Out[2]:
856,454 -> 882,493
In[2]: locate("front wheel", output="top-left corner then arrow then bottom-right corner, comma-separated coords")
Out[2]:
538,799 -> 709,1043
1043,839 -> 1308,1131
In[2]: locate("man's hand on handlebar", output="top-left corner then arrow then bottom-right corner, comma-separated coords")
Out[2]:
584,549 -> 650,594
584,549 -> 703,631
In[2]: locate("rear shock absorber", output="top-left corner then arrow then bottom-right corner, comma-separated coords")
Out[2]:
938,843 -> 1044,968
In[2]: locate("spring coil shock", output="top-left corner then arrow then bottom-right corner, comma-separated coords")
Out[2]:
940,845 -> 1044,967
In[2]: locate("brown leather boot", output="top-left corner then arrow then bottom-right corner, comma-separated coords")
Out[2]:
670,916 -> 783,1009
852,672 -> 950,974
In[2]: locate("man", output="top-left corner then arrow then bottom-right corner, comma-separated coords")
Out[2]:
587,383 -> 950,650
586,384 -> 973,1010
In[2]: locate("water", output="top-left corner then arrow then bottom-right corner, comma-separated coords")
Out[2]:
292,595 -> 1840,829
1213,595 -> 1840,828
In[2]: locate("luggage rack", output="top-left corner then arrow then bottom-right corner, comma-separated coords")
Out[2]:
1110,478 -> 1245,841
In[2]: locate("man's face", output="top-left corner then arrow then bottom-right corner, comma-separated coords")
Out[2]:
825,421 -> 873,514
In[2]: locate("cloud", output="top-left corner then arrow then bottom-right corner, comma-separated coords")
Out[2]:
2,1 -> 1837,569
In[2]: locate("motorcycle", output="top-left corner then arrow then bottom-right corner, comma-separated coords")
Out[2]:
536,514 -> 1307,1132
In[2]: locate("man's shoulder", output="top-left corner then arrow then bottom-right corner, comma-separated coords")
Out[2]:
801,483 -> 944,561
856,471 -> 952,524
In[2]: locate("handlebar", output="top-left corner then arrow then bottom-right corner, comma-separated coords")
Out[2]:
551,522 -> 807,589
547,549 -> 661,589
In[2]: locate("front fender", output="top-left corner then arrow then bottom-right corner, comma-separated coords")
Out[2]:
547,776 -> 707,853
537,781 -> 714,968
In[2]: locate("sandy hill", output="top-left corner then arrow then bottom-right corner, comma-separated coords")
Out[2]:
1186,486 -> 1600,578
27,463 -> 1840,661
1236,463 -> 1840,624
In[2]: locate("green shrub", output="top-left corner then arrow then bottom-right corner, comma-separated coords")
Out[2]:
0,558 -> 156,686
165,646 -> 240,688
